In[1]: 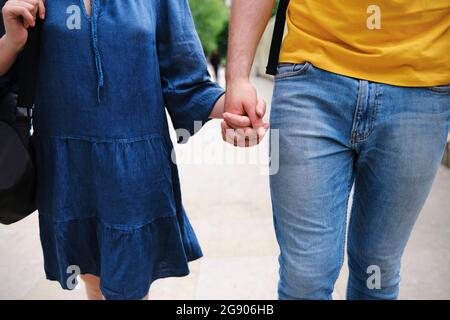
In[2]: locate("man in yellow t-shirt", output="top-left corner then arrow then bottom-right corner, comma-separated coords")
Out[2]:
281,0 -> 450,87
224,0 -> 450,299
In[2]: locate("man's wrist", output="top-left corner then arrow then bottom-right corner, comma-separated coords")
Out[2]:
225,64 -> 252,84
225,72 -> 251,87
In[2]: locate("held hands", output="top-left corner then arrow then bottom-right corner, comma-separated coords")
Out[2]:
222,79 -> 269,147
2,0 -> 45,51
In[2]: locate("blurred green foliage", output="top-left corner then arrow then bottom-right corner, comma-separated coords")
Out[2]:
189,0 -> 280,59
216,20 -> 228,60
189,0 -> 229,55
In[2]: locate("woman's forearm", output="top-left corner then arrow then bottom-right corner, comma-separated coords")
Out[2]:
209,94 -> 226,119
0,34 -> 23,76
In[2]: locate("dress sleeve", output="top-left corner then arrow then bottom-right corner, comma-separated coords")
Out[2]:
157,0 -> 225,140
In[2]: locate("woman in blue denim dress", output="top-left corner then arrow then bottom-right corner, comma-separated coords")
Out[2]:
35,0 -> 227,300
0,0 -> 267,299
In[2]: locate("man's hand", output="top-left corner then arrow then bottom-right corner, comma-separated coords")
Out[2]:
221,97 -> 269,148
222,0 -> 275,147
2,0 -> 45,51
223,78 -> 269,147
224,79 -> 265,130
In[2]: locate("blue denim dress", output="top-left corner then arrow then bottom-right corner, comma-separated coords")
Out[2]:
31,0 -> 224,299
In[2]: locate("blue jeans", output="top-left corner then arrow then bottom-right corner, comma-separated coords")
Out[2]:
270,62 -> 450,300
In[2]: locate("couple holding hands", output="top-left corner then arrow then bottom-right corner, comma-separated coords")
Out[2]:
1,0 -> 449,300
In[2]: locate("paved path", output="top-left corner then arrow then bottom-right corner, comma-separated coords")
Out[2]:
0,71 -> 448,299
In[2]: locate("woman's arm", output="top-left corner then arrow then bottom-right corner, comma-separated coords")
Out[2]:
157,0 -> 224,140
208,94 -> 225,119
0,34 -> 22,75
0,0 -> 45,76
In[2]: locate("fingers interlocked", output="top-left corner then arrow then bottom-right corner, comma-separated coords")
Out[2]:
222,98 -> 269,148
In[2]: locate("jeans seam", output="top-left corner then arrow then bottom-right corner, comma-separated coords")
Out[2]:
331,156 -> 353,293
350,82 -> 363,146
358,84 -> 380,142
351,83 -> 380,144
372,84 -> 381,135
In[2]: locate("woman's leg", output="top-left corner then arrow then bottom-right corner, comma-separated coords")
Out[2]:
79,274 -> 150,300
80,274 -> 104,300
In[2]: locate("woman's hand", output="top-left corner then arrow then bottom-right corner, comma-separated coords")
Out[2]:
221,98 -> 270,148
2,0 -> 45,51
210,94 -> 269,148
0,0 -> 45,75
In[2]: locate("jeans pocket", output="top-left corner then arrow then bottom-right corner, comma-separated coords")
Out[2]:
429,84 -> 450,94
275,62 -> 311,80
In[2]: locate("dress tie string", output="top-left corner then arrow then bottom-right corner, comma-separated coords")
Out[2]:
90,0 -> 104,103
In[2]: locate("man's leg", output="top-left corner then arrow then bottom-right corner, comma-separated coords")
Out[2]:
270,63 -> 359,299
346,84 -> 450,299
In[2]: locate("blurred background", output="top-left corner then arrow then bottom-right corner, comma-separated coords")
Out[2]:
0,0 -> 449,300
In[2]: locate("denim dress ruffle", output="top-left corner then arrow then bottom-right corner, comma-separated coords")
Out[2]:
31,0 -> 224,299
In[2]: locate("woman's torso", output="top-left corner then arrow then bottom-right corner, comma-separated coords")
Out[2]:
34,0 -> 168,139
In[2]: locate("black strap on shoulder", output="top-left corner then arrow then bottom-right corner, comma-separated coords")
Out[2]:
266,0 -> 290,76
17,18 -> 41,108
0,1 -> 5,35
1,0 -> 41,108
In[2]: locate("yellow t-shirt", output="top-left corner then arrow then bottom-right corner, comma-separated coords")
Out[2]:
280,0 -> 450,87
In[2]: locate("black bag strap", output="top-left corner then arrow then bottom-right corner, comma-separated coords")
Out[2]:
17,18 -> 41,109
0,0 -> 41,108
266,0 -> 290,76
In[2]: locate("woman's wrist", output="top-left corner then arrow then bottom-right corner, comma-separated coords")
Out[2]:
1,34 -> 26,54
0,34 -> 26,76
209,93 -> 226,119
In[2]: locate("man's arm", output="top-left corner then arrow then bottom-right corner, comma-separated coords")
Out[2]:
226,0 -> 275,84
225,0 -> 275,129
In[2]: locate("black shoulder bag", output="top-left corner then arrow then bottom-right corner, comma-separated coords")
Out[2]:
266,0 -> 290,76
0,3 -> 41,225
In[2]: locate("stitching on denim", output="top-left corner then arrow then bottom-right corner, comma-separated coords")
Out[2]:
372,84 -> 382,134
50,212 -> 178,231
330,155 -> 354,292
33,133 -> 165,143
357,83 -> 380,142
358,84 -> 371,141
350,82 -> 363,146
